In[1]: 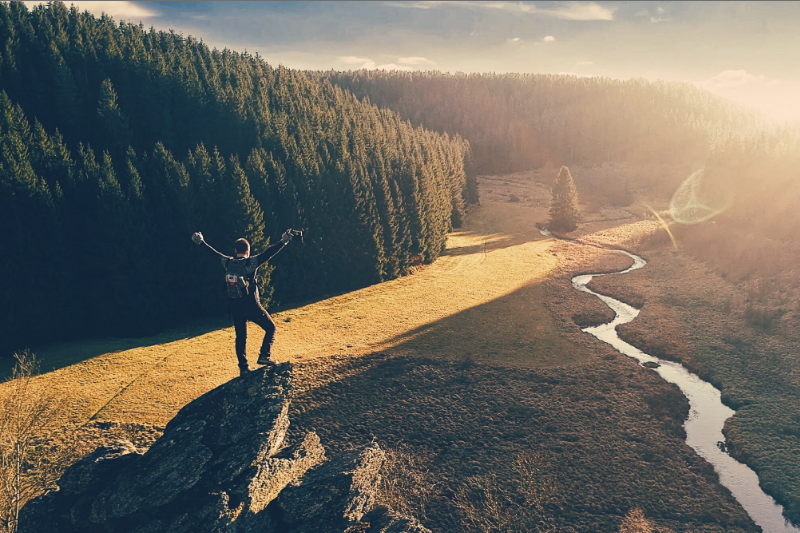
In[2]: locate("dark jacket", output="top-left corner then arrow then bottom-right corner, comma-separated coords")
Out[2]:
201,240 -> 286,307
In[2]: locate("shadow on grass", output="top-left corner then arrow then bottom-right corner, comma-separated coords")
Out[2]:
376,280 -> 580,368
283,274 -> 757,532
288,355 -> 755,533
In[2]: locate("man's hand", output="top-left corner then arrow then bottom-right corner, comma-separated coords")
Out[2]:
191,232 -> 204,245
281,229 -> 293,244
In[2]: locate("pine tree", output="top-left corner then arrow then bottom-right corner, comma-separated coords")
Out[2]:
96,78 -> 131,158
548,166 -> 579,232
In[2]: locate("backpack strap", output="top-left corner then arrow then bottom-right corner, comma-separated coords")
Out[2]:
244,257 -> 257,275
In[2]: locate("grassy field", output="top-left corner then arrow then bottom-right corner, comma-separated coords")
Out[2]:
3,173 -> 568,428
1,169 -> 762,531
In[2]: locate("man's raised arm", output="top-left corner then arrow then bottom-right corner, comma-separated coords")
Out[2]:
192,232 -> 230,261
253,229 -> 296,267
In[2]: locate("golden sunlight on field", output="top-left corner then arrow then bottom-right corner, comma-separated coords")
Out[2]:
276,234 -> 555,361
4,175 -> 584,427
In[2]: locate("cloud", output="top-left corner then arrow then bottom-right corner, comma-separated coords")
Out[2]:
543,35 -> 556,42
383,1 -> 441,9
527,2 -> 616,21
339,56 -> 373,64
385,1 -> 616,21
697,70 -> 776,91
398,56 -> 434,65
22,1 -> 158,20
576,61 -> 594,66
375,63 -> 415,71
339,56 -> 414,71
633,5 -> 670,22
507,37 -> 521,43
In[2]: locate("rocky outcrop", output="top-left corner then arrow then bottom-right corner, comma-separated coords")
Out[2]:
18,363 -> 429,533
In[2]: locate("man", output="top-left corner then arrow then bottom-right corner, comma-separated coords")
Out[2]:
191,229 -> 296,376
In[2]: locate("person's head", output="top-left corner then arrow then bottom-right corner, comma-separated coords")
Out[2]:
234,238 -> 250,258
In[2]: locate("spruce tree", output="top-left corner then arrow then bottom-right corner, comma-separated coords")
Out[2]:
548,165 -> 579,232
96,78 -> 131,158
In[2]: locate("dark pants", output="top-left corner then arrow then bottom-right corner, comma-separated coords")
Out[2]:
231,300 -> 276,369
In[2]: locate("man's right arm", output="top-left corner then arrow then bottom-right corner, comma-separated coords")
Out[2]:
192,232 -> 230,263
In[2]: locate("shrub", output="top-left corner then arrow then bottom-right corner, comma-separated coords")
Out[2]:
0,351 -> 75,533
375,446 -> 436,522
744,304 -> 784,331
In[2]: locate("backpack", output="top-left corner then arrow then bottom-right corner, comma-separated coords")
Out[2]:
224,258 -> 253,298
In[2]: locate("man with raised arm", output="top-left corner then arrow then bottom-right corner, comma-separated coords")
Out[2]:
191,229 -> 297,376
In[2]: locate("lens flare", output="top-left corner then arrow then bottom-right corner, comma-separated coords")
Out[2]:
644,203 -> 678,250
669,169 -> 732,225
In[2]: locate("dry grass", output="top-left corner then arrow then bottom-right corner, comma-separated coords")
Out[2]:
286,353 -> 754,532
0,170 -> 768,532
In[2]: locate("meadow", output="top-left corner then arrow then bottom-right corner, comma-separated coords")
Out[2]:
0,171 -> 762,532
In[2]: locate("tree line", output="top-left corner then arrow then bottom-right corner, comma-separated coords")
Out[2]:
0,2 -> 474,355
320,69 -> 800,239
318,70 -> 762,176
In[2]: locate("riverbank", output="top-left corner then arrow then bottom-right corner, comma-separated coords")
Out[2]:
582,220 -> 800,528
574,248 -> 798,532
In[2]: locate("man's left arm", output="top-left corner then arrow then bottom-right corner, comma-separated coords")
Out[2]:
254,230 -> 294,267
254,242 -> 285,267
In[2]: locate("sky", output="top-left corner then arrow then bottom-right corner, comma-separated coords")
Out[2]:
23,1 -> 800,124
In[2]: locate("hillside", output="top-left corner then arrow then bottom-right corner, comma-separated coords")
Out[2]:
0,1 -> 473,354
3,3 -> 800,531
318,70 -> 761,176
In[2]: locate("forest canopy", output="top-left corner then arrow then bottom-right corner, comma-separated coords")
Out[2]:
0,2 -> 474,355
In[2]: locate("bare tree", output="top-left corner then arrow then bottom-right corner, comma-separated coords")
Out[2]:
453,451 -> 558,533
0,351 -> 68,533
618,508 -> 679,533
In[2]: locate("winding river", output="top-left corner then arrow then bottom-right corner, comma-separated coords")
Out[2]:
571,249 -> 799,533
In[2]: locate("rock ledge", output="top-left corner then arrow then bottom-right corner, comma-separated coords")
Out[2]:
19,364 -> 428,533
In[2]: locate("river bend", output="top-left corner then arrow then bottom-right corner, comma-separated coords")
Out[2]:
571,250 -> 798,533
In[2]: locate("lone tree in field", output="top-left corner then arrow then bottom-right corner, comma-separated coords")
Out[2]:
548,166 -> 580,232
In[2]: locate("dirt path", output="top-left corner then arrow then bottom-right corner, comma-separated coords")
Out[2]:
7,174 -> 590,428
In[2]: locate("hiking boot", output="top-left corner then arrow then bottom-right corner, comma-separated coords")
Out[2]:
239,365 -> 252,377
257,353 -> 273,366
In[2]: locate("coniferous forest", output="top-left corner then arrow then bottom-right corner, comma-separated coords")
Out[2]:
3,2 -> 799,359
321,70 -> 800,240
320,69 -> 763,175
0,2 -> 473,355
